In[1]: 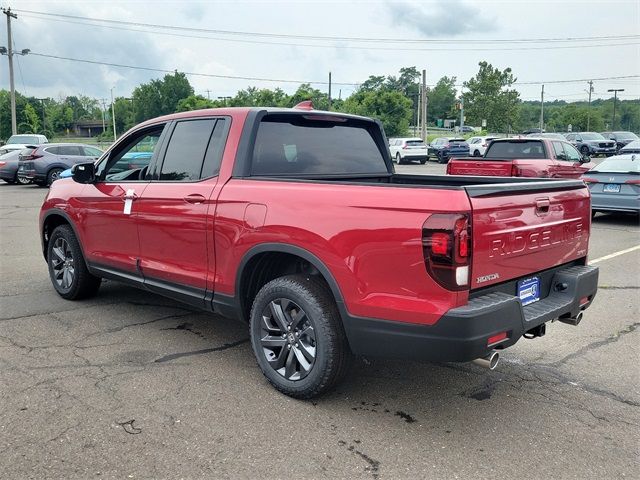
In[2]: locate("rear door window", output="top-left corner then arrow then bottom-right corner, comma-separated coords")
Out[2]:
251,115 -> 387,176
159,119 -> 215,181
59,145 -> 84,156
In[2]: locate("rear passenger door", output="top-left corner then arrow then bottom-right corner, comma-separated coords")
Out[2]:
135,117 -> 230,307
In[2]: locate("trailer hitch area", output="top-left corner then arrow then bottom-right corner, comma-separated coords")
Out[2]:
523,323 -> 546,339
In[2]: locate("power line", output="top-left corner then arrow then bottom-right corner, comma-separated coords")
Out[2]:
26,51 -> 640,90
27,52 -> 360,85
15,9 -> 640,51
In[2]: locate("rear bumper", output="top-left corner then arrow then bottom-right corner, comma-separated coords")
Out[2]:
344,265 -> 599,363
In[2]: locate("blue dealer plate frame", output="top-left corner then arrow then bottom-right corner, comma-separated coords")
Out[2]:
518,276 -> 541,306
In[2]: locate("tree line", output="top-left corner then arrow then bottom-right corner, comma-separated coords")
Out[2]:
1,63 -> 638,141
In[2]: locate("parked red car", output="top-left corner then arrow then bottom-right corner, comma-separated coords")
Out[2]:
39,106 -> 599,398
446,137 -> 595,178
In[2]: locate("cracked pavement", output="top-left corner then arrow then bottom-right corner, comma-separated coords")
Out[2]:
1,171 -> 639,479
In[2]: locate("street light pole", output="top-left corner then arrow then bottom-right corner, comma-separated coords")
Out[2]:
3,8 -> 18,135
110,87 -> 117,141
607,89 -> 624,130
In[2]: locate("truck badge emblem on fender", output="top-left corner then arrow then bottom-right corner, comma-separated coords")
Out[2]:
477,273 -> 500,284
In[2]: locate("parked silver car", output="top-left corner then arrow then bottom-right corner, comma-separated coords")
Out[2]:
17,143 -> 103,186
582,154 -> 640,216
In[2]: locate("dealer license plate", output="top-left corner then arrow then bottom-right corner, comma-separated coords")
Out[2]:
518,276 -> 540,306
603,184 -> 621,193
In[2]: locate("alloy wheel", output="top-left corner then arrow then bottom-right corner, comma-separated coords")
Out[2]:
259,298 -> 316,381
50,237 -> 75,289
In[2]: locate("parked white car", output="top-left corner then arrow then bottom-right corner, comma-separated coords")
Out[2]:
388,137 -> 429,164
467,136 -> 498,157
0,134 -> 48,156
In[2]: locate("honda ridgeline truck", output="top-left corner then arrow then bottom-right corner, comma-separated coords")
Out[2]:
39,104 -> 599,398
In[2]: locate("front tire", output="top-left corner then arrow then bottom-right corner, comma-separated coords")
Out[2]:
580,145 -> 590,156
47,225 -> 101,300
249,274 -> 351,399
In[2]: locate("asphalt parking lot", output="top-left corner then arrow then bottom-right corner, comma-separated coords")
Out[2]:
1,165 -> 638,479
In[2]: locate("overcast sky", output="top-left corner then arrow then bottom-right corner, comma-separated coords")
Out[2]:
1,0 -> 638,104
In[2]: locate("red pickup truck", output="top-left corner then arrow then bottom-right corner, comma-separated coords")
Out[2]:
446,137 -> 596,178
39,106 -> 599,398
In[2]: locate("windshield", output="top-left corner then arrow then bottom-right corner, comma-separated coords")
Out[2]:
621,140 -> 640,152
7,135 -> 40,144
590,156 -> 640,173
581,133 -> 605,141
615,132 -> 639,141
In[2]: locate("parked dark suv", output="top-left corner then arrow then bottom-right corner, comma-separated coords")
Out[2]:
18,143 -> 103,186
564,132 -> 616,157
429,137 -> 470,163
601,131 -> 639,152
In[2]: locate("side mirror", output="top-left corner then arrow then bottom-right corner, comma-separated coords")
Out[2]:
580,155 -> 591,164
72,162 -> 96,184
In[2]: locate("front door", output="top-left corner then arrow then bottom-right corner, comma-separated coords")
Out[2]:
78,124 -> 166,275
136,117 -> 230,306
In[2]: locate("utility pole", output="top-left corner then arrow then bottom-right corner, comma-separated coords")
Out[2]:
100,98 -> 107,135
421,69 -> 427,141
3,8 -> 18,135
607,88 -> 624,130
460,96 -> 464,132
587,81 -> 594,130
110,87 -> 117,141
328,72 -> 332,111
37,98 -> 46,133
539,84 -> 544,131
205,89 -> 211,100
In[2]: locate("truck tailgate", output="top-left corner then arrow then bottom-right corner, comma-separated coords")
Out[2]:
465,180 -> 590,289
448,158 -> 512,176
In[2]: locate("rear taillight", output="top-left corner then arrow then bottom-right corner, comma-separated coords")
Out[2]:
444,143 -> 450,148
422,213 -> 471,291
22,148 -> 43,161
482,143 -> 488,147
402,145 -> 409,149
625,179 -> 640,184
0,161 -> 6,167
582,177 -> 599,184
445,162 -> 452,174
511,164 -> 520,176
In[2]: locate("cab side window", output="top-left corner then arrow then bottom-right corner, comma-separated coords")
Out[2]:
158,118 -> 229,181
552,141 -> 566,160
562,143 -> 582,162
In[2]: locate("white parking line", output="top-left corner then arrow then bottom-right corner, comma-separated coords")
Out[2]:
590,245 -> 640,264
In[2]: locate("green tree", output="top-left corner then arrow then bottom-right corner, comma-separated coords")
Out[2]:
132,72 -> 194,123
22,103 -> 40,133
428,76 -> 457,123
463,61 -> 520,132
343,89 -> 412,137
177,94 -> 217,111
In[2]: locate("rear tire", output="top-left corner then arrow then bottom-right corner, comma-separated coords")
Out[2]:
47,225 -> 101,300
419,158 -> 427,165
249,274 -> 351,399
473,149 -> 481,157
395,153 -> 403,165
3,178 -> 16,185
47,168 -> 64,186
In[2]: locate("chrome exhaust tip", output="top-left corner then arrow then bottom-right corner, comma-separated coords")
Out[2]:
559,311 -> 583,326
472,351 -> 500,370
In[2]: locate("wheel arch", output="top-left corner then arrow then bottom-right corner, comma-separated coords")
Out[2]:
41,209 -> 84,261
235,243 -> 347,324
